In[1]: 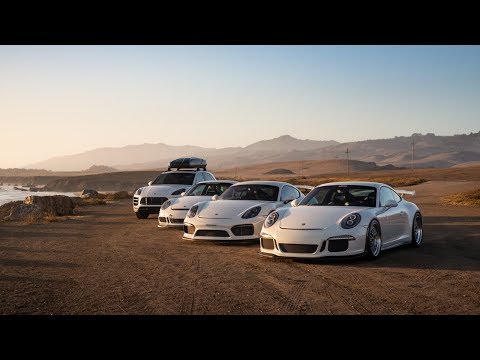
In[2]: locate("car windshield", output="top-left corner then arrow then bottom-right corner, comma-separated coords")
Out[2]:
151,172 -> 195,185
219,184 -> 279,201
185,183 -> 233,196
300,185 -> 377,207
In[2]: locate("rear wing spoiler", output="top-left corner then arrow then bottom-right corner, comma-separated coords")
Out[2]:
395,189 -> 416,198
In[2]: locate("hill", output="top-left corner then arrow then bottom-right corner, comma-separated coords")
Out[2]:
25,132 -> 480,171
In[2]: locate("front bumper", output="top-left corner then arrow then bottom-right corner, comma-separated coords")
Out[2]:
133,196 -> 168,214
259,226 -> 368,258
158,209 -> 188,228
182,217 -> 265,241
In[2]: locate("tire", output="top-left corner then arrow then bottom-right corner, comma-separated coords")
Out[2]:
365,220 -> 382,260
411,212 -> 423,247
135,211 -> 149,219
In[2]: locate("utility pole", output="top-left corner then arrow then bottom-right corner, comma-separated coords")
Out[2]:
345,148 -> 350,175
411,138 -> 415,172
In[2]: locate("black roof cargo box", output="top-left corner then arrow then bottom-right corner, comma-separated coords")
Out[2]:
168,157 -> 207,171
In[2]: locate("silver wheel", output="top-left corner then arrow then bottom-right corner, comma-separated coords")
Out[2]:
369,224 -> 382,257
411,213 -> 423,247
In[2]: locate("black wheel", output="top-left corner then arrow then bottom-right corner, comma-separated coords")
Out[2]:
411,212 -> 423,247
135,211 -> 149,219
365,220 -> 382,260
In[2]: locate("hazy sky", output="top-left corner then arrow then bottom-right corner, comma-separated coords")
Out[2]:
1,45 -> 479,168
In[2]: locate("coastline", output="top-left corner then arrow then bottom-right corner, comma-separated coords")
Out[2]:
0,185 -> 77,206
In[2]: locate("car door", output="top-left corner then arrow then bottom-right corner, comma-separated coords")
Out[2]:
377,186 -> 403,245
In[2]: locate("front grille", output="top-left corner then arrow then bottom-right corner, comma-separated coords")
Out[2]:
328,239 -> 349,252
231,224 -> 254,236
195,230 -> 229,237
261,237 -> 275,250
142,197 -> 168,205
170,218 -> 184,224
184,224 -> 195,234
133,197 -> 139,206
279,244 -> 318,254
158,216 -> 166,223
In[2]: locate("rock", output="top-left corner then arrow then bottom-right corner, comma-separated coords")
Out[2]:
24,195 -> 76,216
7,203 -> 44,222
81,189 -> 100,199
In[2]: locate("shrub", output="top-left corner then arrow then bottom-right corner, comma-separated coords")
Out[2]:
441,188 -> 480,207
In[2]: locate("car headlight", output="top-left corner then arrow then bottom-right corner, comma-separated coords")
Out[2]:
241,206 -> 261,219
161,200 -> 171,210
341,213 -> 361,229
136,188 -> 143,195
187,205 -> 199,218
171,188 -> 186,196
264,211 -> 279,228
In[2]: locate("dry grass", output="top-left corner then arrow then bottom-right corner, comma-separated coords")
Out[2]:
441,188 -> 480,207
78,198 -> 107,206
104,191 -> 132,201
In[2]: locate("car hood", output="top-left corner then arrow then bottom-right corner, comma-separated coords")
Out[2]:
140,185 -> 189,197
171,196 -> 213,210
279,206 -> 368,230
198,200 -> 272,219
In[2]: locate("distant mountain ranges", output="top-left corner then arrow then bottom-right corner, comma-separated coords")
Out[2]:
25,132 -> 480,171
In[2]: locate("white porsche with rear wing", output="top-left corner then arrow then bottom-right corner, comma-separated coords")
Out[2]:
259,181 -> 423,260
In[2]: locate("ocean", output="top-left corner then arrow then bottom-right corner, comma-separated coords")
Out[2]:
0,185 -> 77,206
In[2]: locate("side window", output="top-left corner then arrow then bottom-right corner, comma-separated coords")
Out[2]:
206,172 -> 215,181
281,186 -> 299,201
379,187 -> 395,207
391,189 -> 402,203
195,172 -> 205,183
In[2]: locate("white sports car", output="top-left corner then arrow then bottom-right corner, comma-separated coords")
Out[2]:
182,181 -> 308,241
158,180 -> 237,228
260,181 -> 423,260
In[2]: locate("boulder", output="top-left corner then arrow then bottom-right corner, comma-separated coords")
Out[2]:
24,195 -> 76,216
1,195 -> 78,222
81,189 -> 100,199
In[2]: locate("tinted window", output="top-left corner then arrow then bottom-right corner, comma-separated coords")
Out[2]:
301,185 -> 377,207
186,182 -> 233,196
205,172 -> 215,181
281,185 -> 301,201
219,184 -> 279,201
196,173 -> 205,183
152,172 -> 195,185
379,187 -> 401,205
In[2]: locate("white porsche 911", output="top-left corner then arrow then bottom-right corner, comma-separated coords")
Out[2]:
260,182 -> 423,260
158,180 -> 237,228
182,181 -> 308,241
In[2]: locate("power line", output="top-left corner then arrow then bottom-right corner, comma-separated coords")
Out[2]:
345,148 -> 350,174
411,138 -> 415,171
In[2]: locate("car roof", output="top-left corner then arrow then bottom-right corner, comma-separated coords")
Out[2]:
232,180 -> 291,187
195,180 -> 237,185
318,181 -> 389,188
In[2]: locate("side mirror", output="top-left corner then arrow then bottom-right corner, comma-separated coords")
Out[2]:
283,197 -> 295,204
148,181 -> 153,186
384,199 -> 398,208
291,199 -> 300,207
211,194 -> 219,201
180,192 -> 186,197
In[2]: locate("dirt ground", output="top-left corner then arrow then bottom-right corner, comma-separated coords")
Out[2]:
0,180 -> 479,314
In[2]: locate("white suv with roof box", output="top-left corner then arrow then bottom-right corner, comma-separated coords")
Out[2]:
133,157 -> 216,219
